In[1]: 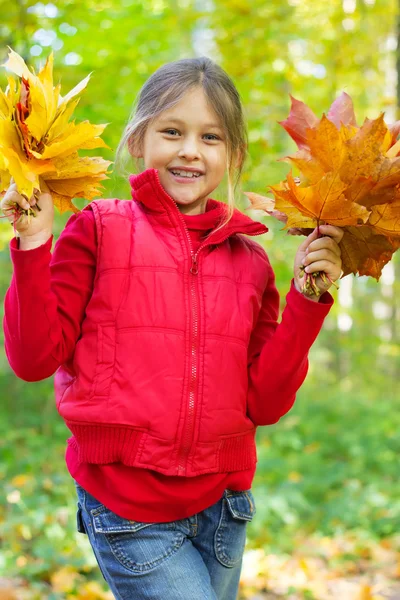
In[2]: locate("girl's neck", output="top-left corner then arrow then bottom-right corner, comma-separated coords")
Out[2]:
175,196 -> 209,216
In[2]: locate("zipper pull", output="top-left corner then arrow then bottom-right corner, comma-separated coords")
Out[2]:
190,254 -> 198,275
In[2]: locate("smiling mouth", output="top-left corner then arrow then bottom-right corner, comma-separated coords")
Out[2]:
168,170 -> 203,183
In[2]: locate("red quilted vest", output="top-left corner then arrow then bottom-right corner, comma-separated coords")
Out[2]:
55,168 -> 270,477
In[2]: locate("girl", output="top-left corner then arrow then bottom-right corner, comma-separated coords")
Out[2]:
2,57 -> 342,600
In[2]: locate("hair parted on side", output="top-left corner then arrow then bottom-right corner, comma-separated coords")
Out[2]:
114,56 -> 248,235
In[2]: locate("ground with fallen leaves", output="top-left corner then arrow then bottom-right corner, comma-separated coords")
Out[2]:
2,532 -> 400,599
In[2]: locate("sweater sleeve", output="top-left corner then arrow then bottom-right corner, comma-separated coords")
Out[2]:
247,259 -> 333,427
3,207 -> 97,382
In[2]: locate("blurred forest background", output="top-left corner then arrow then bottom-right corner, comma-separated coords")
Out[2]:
0,0 -> 399,598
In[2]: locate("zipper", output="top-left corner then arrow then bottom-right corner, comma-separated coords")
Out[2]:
168,204 -> 265,475
152,169 -> 266,474
169,200 -> 204,474
166,195 -> 225,473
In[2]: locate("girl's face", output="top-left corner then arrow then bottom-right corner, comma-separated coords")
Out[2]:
132,86 -> 227,215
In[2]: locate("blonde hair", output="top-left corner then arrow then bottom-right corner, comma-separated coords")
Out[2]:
114,57 -> 248,237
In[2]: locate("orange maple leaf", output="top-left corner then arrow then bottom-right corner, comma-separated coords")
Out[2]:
245,92 -> 400,283
270,171 -> 369,229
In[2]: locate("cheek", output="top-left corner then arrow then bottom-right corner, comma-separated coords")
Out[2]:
208,147 -> 227,171
144,141 -> 171,165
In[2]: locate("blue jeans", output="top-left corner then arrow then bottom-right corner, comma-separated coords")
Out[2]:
74,480 -> 256,600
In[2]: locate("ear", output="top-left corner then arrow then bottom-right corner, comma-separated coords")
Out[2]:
128,137 -> 143,158
235,145 -> 246,169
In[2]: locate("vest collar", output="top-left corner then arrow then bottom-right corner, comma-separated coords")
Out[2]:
129,168 -> 268,242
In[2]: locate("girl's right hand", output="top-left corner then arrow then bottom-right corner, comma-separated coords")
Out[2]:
0,177 -> 54,246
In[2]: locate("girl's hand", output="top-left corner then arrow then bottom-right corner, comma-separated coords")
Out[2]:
293,224 -> 344,302
1,177 -> 54,248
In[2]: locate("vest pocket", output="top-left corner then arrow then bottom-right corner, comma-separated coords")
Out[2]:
214,489 -> 256,568
92,325 -> 116,397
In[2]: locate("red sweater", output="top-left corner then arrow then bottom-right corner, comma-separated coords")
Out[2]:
4,200 -> 333,523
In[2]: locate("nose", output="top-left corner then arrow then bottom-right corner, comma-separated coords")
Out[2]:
178,135 -> 200,161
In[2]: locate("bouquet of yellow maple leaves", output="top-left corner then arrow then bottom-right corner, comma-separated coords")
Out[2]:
0,47 -> 113,218
245,93 -> 400,295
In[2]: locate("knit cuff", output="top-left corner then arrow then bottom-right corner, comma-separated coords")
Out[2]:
9,235 -> 53,283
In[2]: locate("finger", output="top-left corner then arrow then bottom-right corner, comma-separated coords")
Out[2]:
2,191 -> 30,211
306,237 -> 341,257
1,201 -> 23,225
303,259 -> 341,277
17,193 -> 32,211
296,227 -> 320,254
317,224 -> 344,243
303,249 -> 341,266
0,203 -> 16,222
29,189 -> 39,205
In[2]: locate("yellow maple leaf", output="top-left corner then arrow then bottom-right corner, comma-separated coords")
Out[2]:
0,46 -> 113,214
0,76 -> 15,119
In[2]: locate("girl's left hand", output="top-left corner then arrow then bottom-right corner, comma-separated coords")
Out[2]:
293,224 -> 344,302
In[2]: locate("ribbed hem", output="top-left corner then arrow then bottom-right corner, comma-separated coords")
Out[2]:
218,432 -> 257,471
67,423 -> 144,465
66,422 -> 257,477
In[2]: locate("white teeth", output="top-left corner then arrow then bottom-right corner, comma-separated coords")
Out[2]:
171,170 -> 201,178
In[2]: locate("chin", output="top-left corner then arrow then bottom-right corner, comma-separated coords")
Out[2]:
168,188 -> 198,201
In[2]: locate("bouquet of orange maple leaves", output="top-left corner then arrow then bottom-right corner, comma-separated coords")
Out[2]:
0,47 -> 113,218
245,93 -> 400,296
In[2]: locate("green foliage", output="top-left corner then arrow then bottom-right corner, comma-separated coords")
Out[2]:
250,380 -> 400,554
0,418 -> 105,594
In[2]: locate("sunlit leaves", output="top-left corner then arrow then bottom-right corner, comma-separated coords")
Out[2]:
0,47 -> 113,214
245,93 -> 400,280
